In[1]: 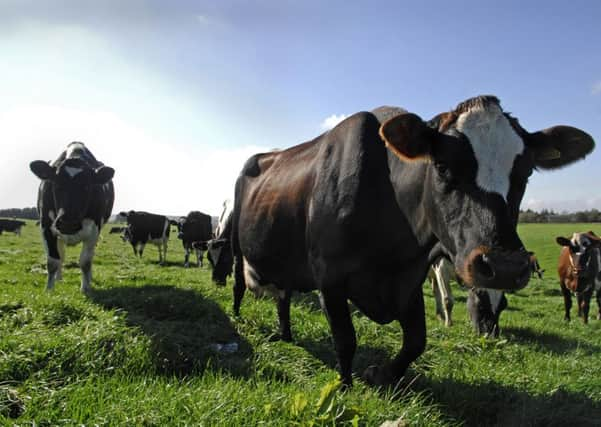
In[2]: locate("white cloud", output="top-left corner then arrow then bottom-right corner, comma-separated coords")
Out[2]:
592,81 -> 601,95
320,114 -> 348,130
0,104 -> 269,216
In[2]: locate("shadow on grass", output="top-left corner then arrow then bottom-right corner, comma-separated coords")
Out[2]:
90,285 -> 252,378
502,326 -> 600,355
410,375 -> 601,427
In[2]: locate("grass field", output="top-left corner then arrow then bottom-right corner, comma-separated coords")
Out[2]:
1,221 -> 600,426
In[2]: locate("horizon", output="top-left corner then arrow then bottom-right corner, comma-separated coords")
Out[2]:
1,1 -> 600,216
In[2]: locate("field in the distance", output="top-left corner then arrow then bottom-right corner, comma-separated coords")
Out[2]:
1,221 -> 600,426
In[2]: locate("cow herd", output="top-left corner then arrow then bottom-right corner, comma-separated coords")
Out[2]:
24,95 -> 598,387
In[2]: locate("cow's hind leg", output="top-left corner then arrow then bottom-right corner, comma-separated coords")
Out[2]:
363,287 -> 426,386
578,290 -> 592,324
596,290 -> 601,321
319,287 -> 356,387
196,248 -> 203,267
184,246 -> 191,268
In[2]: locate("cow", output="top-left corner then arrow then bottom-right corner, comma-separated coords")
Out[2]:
120,211 -> 170,264
29,142 -> 114,292
0,219 -> 26,236
229,95 -> 594,386
429,252 -> 543,335
205,201 -> 234,285
109,226 -> 126,234
557,231 -> 601,323
173,211 -> 212,267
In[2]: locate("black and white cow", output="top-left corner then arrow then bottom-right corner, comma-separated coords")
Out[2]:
428,257 -> 507,336
119,211 -> 170,264
205,200 -> 234,285
0,219 -> 27,236
173,211 -> 212,267
230,96 -> 593,386
30,142 -> 114,292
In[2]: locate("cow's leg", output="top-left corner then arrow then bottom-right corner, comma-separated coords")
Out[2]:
319,287 -> 356,387
42,227 -> 60,291
364,287 -> 426,386
596,289 -> 601,321
432,267 -> 453,327
277,290 -> 293,342
233,255 -> 246,316
561,284 -> 572,321
196,248 -> 203,267
184,246 -> 190,268
56,238 -> 66,281
579,290 -> 592,324
430,276 -> 444,322
79,234 -> 98,293
162,242 -> 168,265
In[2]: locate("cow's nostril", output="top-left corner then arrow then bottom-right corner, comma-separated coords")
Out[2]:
474,254 -> 495,279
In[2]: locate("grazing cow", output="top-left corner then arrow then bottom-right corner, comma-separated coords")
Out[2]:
109,226 -> 126,234
120,211 -> 170,264
429,253 -> 543,335
29,142 -> 114,292
0,219 -> 26,236
173,211 -> 212,267
205,201 -> 234,285
557,231 -> 601,323
230,96 -> 593,386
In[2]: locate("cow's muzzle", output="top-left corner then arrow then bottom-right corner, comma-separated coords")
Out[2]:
461,247 -> 531,291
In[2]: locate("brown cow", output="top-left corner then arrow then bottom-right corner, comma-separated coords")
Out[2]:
557,231 -> 601,323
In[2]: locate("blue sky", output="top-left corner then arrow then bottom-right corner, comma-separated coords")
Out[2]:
1,0 -> 600,215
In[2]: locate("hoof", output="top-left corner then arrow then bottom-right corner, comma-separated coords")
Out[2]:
362,365 -> 390,386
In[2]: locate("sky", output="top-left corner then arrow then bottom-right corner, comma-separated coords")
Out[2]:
1,0 -> 600,216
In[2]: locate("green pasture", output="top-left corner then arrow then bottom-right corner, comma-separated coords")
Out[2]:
1,221 -> 600,426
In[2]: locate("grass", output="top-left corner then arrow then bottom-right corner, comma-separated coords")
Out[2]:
0,221 -> 600,425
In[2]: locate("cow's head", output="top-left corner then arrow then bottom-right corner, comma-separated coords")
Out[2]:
380,95 -> 594,291
557,231 -> 601,291
202,238 -> 233,286
30,158 -> 114,234
467,288 -> 507,337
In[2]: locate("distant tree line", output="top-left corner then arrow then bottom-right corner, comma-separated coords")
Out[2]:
519,209 -> 601,223
0,207 -> 38,220
2,206 -> 601,223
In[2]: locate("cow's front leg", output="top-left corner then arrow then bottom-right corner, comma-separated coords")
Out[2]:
79,236 -> 97,293
276,290 -> 292,342
162,243 -> 168,265
196,248 -> 203,267
364,287 -> 426,386
561,284 -> 572,321
319,287 -> 356,387
578,290 -> 592,324
596,290 -> 601,321
184,246 -> 191,268
42,227 -> 60,291
233,255 -> 246,316
56,238 -> 65,281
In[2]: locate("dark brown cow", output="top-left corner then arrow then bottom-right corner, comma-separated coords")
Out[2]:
231,96 -> 594,386
557,231 -> 601,323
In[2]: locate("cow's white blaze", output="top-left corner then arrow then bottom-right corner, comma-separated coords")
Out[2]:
456,104 -> 524,200
64,166 -> 83,177
486,289 -> 505,314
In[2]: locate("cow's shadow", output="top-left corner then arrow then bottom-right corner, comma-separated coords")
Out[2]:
502,326 -> 600,355
89,285 -> 252,378
410,374 -> 601,426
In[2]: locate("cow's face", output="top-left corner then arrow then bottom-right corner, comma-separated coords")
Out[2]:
380,95 -> 594,291
30,158 -> 114,234
557,232 -> 601,290
467,288 -> 507,337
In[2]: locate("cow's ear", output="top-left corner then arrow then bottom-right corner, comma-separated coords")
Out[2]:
94,166 -> 114,184
528,126 -> 594,169
556,236 -> 571,247
379,113 -> 437,161
30,161 -> 56,180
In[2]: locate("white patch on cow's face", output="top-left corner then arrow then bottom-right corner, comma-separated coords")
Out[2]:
64,166 -> 83,177
486,289 -> 505,314
66,142 -> 86,158
455,104 -> 524,200
572,233 -> 590,255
